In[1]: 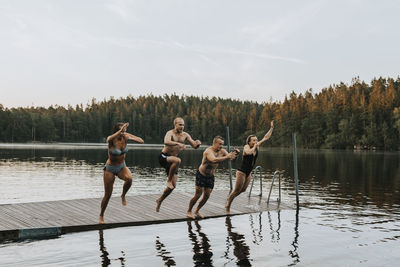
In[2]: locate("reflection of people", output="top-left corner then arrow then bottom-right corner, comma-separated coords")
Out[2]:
99,230 -> 126,266
187,136 -> 239,219
225,216 -> 251,266
155,236 -> 176,266
226,121 -> 274,214
99,230 -> 111,266
187,220 -> 213,266
100,122 -> 144,224
156,117 -> 201,212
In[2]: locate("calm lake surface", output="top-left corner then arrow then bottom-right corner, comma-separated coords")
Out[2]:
0,144 -> 400,266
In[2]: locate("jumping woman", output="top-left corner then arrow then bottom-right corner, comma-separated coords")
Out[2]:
100,122 -> 144,224
225,121 -> 274,214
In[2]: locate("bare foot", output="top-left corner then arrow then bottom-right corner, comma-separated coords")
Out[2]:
99,216 -> 105,224
166,181 -> 175,189
194,211 -> 204,219
121,195 -> 127,206
186,212 -> 196,219
156,198 -> 162,212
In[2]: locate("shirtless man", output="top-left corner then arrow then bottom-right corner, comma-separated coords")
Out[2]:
156,117 -> 201,212
187,136 -> 239,219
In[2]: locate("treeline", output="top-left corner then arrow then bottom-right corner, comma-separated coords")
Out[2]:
1,76 -> 400,149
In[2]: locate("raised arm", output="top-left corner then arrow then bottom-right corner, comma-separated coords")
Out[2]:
185,133 -> 201,149
258,120 -> 274,146
124,133 -> 144,144
206,149 -> 237,163
106,122 -> 129,143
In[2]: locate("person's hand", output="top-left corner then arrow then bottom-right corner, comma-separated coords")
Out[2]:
195,140 -> 201,149
228,151 -> 237,160
270,120 -> 274,128
232,148 -> 240,155
121,122 -> 129,132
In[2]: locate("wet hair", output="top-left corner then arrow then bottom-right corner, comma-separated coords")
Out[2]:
246,135 -> 256,145
213,135 -> 224,143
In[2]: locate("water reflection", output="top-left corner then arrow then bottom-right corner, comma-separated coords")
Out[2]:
249,213 -> 263,245
266,209 -> 281,243
288,208 -> 300,266
187,221 -> 214,266
98,230 -> 126,267
225,216 -> 251,266
155,236 -> 176,266
2,145 -> 400,266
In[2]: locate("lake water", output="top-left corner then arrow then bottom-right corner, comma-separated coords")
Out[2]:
0,144 -> 400,266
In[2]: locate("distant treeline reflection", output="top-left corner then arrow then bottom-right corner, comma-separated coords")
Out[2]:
2,77 -> 400,150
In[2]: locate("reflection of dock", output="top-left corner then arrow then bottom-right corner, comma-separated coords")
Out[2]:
0,190 -> 290,241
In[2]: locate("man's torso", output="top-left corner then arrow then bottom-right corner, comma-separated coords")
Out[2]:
162,130 -> 187,156
199,147 -> 224,176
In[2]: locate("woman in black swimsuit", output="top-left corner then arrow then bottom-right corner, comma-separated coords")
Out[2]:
100,122 -> 144,224
225,121 -> 274,214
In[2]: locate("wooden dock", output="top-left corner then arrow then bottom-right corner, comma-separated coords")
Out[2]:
0,190 -> 288,241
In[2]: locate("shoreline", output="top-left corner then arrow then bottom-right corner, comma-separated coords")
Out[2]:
0,142 -> 271,151
0,142 -> 165,150
1,142 -> 395,153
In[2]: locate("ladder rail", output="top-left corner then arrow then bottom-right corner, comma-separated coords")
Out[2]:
248,167 -> 281,204
248,166 -> 263,197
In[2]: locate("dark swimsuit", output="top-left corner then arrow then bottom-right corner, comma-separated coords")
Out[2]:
195,170 -> 215,189
238,151 -> 258,177
104,146 -> 129,175
158,152 -> 178,175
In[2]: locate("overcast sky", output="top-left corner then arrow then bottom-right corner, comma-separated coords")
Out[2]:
1,0 -> 399,108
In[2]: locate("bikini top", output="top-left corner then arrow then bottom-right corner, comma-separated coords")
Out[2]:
109,146 -> 128,156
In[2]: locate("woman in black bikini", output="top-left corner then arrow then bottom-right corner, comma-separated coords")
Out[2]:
225,121 -> 274,214
100,122 -> 144,224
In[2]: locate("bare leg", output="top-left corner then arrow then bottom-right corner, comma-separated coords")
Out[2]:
156,174 -> 177,212
166,156 -> 180,189
194,188 -> 212,218
156,187 -> 172,212
187,186 -> 202,219
100,170 -> 116,224
241,173 -> 252,193
226,171 -> 246,214
118,167 -> 133,206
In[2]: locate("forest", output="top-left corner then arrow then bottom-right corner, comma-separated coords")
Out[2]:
1,76 -> 400,150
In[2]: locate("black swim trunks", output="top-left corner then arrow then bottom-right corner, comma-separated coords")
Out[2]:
195,170 -> 215,189
158,152 -> 178,175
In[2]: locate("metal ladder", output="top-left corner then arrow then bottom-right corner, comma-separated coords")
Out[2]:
248,166 -> 281,203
